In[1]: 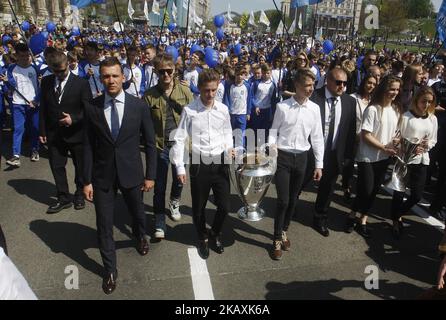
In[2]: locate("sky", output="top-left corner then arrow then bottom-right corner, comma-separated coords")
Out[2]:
211,0 -> 444,16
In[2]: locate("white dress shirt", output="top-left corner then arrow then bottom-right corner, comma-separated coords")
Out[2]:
269,96 -> 325,169
54,72 -> 70,104
104,91 -> 125,132
324,88 -> 342,150
172,98 -> 234,176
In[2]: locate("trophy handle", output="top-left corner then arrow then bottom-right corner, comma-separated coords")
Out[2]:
259,143 -> 278,174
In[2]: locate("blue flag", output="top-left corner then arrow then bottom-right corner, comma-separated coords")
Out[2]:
291,0 -> 323,8
70,0 -> 105,9
335,0 -> 345,5
437,0 -> 446,42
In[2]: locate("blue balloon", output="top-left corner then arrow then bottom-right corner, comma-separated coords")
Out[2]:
46,21 -> 56,33
29,33 -> 47,55
71,27 -> 80,36
21,21 -> 30,32
214,15 -> 225,28
41,31 -> 49,39
190,44 -> 203,56
322,40 -> 334,54
216,28 -> 224,41
233,43 -> 242,56
205,48 -> 219,68
168,22 -> 176,32
2,35 -> 12,45
166,45 -> 179,62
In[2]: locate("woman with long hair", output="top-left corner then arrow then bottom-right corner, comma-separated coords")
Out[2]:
282,51 -> 310,99
390,86 -> 438,239
342,74 -> 378,201
401,63 -> 423,112
345,75 -> 402,238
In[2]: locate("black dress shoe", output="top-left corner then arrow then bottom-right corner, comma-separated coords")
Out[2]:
46,201 -> 72,214
73,198 -> 85,210
102,271 -> 118,295
197,239 -> 209,259
313,218 -> 329,237
136,237 -> 149,256
345,217 -> 356,233
356,224 -> 372,238
343,188 -> 352,203
210,231 -> 224,254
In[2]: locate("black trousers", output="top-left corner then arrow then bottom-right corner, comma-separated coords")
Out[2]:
315,150 -> 340,219
48,140 -> 84,202
391,164 -> 427,221
190,161 -> 230,240
93,181 -> 146,275
352,159 -> 390,215
274,150 -> 307,240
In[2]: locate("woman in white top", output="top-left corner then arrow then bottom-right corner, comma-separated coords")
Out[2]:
342,74 -> 378,200
346,75 -> 402,238
390,86 -> 438,238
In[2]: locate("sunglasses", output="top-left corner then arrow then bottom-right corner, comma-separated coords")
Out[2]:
158,69 -> 174,76
334,80 -> 348,86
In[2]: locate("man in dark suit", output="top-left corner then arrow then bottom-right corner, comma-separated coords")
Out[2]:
310,68 -> 356,237
39,50 -> 92,213
83,57 -> 157,294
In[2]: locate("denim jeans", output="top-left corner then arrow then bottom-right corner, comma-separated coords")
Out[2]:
153,146 -> 183,229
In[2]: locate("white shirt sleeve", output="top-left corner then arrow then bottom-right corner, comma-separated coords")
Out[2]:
172,109 -> 190,176
361,106 -> 377,133
311,106 -> 325,169
268,103 -> 283,146
0,248 -> 37,300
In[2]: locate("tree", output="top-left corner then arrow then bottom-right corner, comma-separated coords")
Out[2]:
406,0 -> 435,19
239,12 -> 249,30
379,0 -> 408,34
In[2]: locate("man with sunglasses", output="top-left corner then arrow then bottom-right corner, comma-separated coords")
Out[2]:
144,53 -> 193,240
310,68 -> 356,237
39,50 -> 92,214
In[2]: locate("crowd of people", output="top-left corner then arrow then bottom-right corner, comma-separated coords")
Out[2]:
0,21 -> 445,296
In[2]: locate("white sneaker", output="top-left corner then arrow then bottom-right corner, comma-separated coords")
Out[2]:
154,228 -> 165,239
169,200 -> 182,222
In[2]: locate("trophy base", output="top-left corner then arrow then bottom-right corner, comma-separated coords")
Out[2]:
238,207 -> 265,222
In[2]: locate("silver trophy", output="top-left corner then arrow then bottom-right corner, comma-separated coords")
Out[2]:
385,134 -> 424,192
230,145 -> 277,221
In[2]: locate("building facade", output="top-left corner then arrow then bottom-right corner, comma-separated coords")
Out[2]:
280,0 -> 363,38
0,0 -> 72,26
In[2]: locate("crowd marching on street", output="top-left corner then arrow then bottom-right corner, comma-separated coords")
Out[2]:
0,17 -> 445,297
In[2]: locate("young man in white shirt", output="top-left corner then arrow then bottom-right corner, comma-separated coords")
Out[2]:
5,43 -> 40,167
172,69 -> 234,260
268,68 -> 324,260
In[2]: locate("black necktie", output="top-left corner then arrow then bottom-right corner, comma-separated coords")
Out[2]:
110,99 -> 120,141
326,97 -> 337,152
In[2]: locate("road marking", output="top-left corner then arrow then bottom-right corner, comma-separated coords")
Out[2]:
383,186 -> 445,230
188,247 -> 215,300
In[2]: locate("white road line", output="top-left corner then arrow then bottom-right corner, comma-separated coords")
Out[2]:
188,247 -> 215,300
383,186 -> 445,230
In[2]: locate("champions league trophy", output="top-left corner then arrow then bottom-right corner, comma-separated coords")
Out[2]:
230,144 -> 277,222
385,134 -> 424,193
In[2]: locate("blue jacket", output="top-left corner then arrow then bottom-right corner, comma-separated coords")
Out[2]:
6,64 -> 41,104
222,81 -> 252,115
249,79 -> 279,112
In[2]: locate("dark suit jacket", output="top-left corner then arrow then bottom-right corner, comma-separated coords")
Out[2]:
83,92 -> 157,190
310,87 -> 356,171
39,73 -> 92,144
